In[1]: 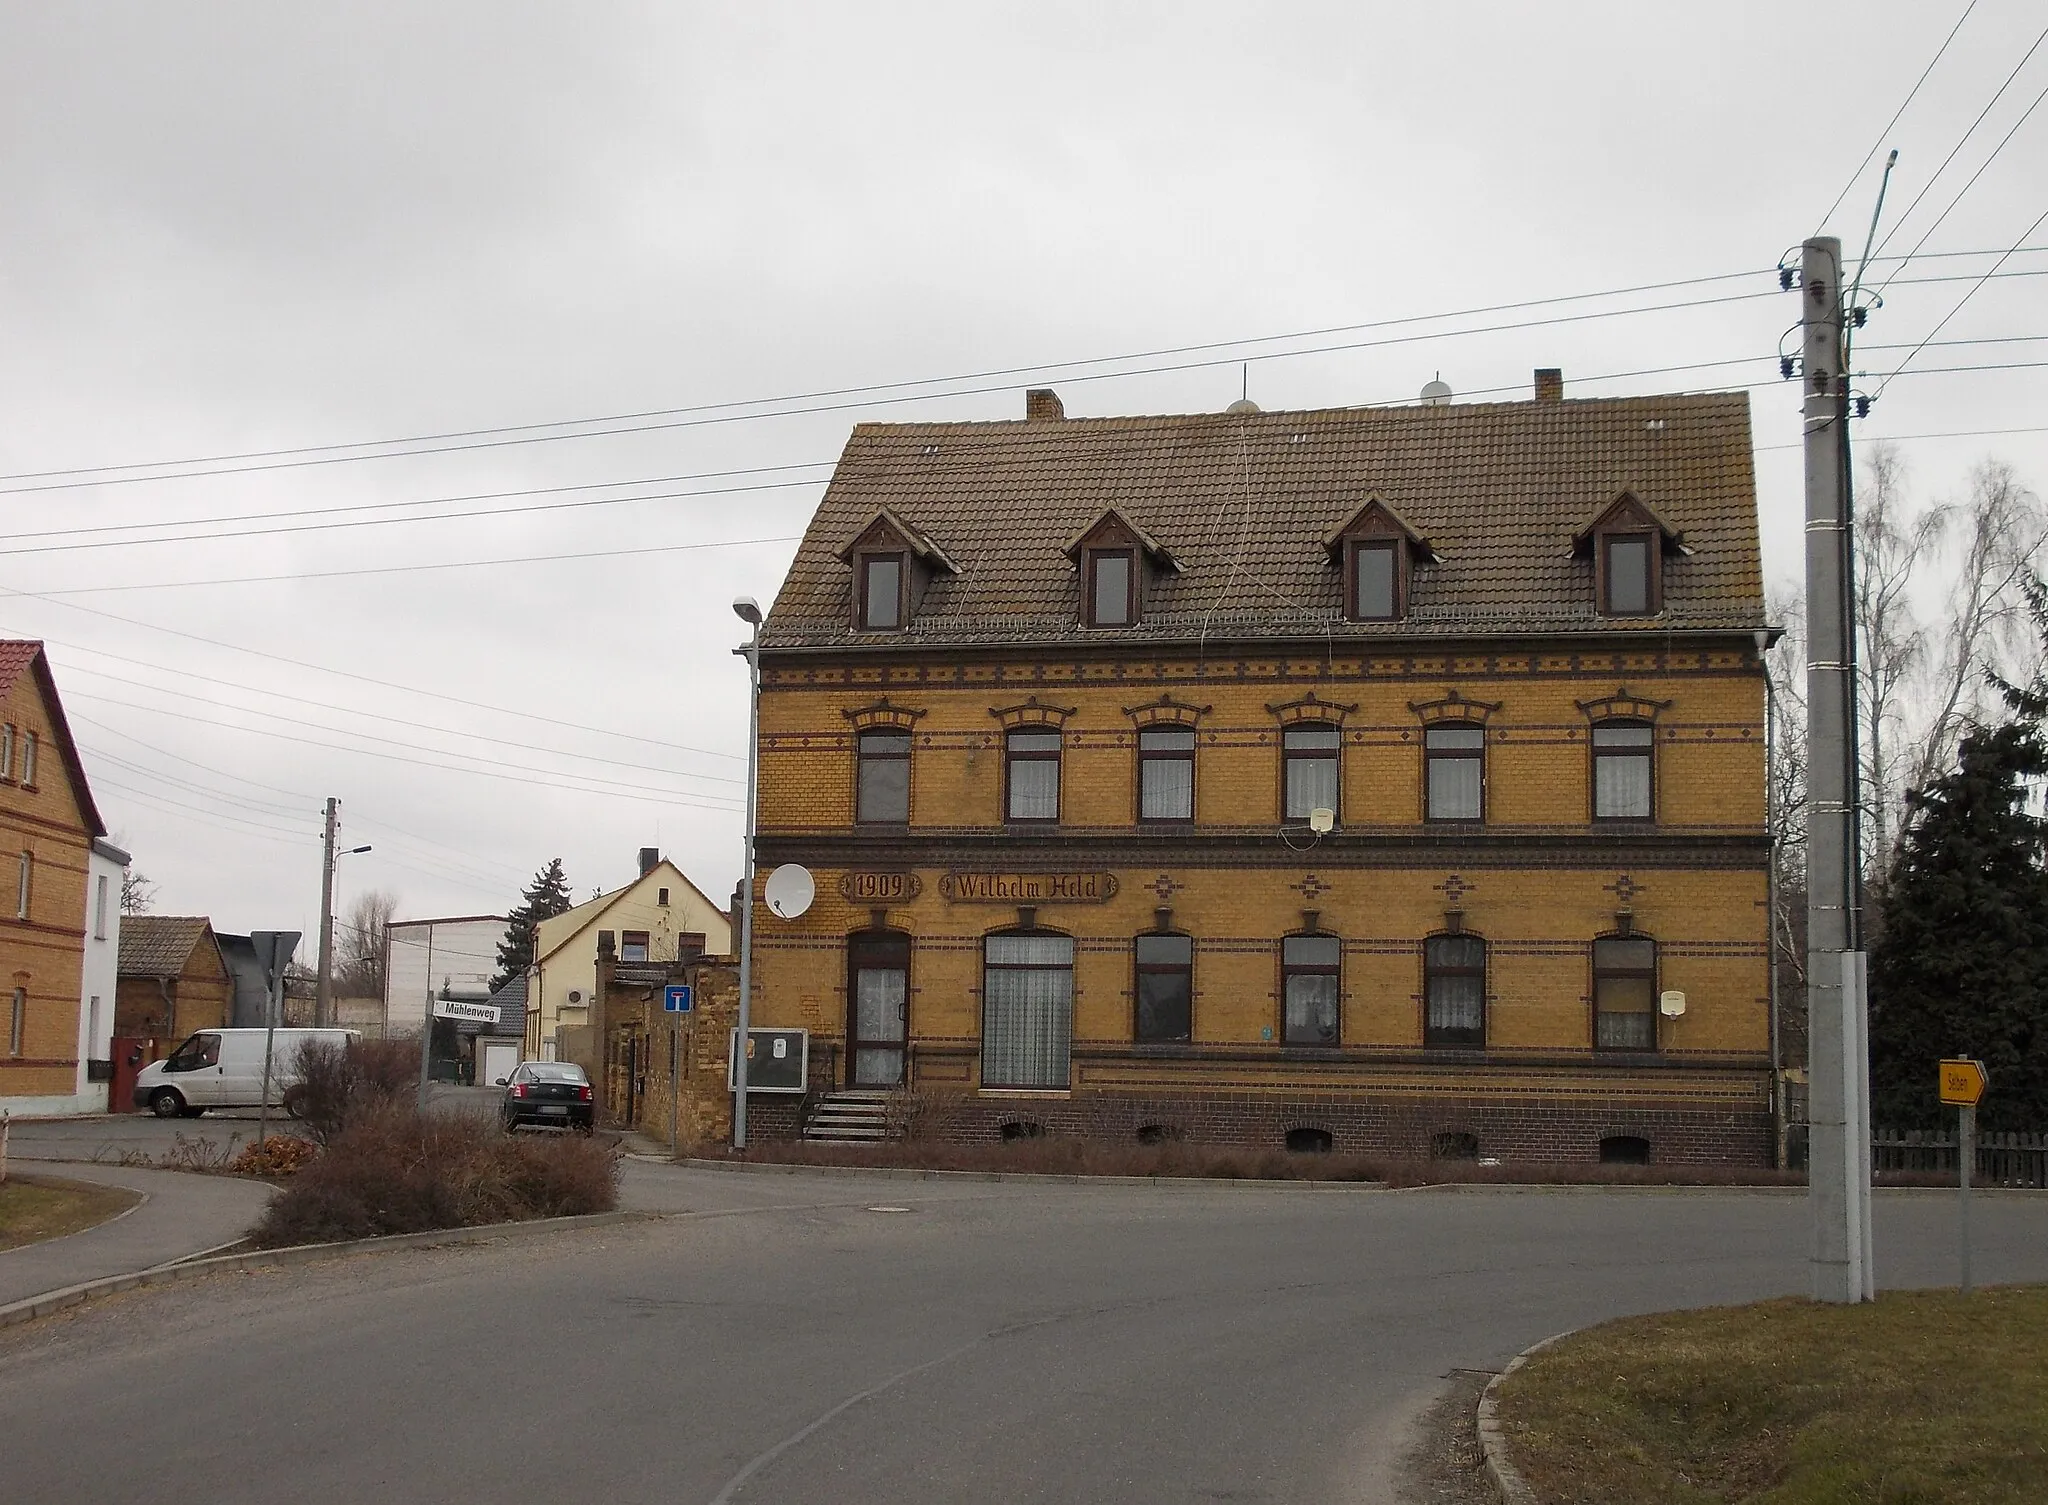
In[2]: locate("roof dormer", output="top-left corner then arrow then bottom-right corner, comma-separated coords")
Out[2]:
1063,507 -> 1180,628
835,507 -> 959,633
1321,495 -> 1437,622
1570,492 -> 1690,618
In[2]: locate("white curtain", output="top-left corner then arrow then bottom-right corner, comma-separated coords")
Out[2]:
1142,759 -> 1194,820
1595,755 -> 1652,818
983,935 -> 1073,1088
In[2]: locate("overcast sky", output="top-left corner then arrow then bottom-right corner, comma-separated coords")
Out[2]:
3,2 -> 2043,946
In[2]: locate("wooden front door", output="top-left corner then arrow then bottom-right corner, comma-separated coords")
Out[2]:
847,931 -> 910,1087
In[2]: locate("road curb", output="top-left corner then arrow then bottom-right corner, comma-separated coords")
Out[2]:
1475,1328 -> 1578,1504
0,1209 -> 664,1333
669,1156 -> 1395,1191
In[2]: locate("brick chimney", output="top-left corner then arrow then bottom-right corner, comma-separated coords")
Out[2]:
1534,368 -> 1564,402
1025,388 -> 1065,422
638,846 -> 660,877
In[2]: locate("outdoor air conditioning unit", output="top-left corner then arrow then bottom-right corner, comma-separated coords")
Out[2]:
566,989 -> 585,1006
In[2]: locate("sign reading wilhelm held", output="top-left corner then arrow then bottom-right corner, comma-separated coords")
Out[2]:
939,871 -> 1119,903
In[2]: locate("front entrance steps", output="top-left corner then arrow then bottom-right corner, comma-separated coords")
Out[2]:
801,1089 -> 895,1144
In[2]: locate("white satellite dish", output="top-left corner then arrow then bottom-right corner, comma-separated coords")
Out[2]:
1420,376 -> 1453,406
763,864 -> 816,920
1308,807 -> 1335,834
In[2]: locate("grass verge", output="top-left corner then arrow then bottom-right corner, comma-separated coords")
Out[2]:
0,1174 -> 143,1252
1494,1286 -> 2048,1503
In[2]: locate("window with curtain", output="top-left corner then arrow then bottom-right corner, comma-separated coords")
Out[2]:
1593,935 -> 1658,1050
19,731 -> 34,787
1134,933 -> 1193,1042
982,932 -> 1073,1089
1138,726 -> 1196,822
1424,724 -> 1485,821
858,553 -> 904,630
1281,933 -> 1341,1046
8,987 -> 23,1057
1005,729 -> 1062,822
1282,724 -> 1341,822
1592,721 -> 1654,819
1424,934 -> 1486,1047
856,729 -> 912,823
620,931 -> 649,963
15,850 -> 28,921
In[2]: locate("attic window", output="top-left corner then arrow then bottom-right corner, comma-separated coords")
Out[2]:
1088,550 -> 1135,627
1351,541 -> 1399,621
859,553 -> 906,631
1603,534 -> 1653,616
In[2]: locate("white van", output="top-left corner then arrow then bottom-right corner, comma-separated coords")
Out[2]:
134,1028 -> 358,1118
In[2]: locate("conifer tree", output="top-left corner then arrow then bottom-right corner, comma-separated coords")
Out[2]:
494,857 -> 574,991
1868,608 -> 2048,1130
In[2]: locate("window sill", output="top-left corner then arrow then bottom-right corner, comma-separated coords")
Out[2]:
978,1088 -> 1072,1099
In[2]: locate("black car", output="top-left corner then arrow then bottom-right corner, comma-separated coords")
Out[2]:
498,1061 -> 595,1132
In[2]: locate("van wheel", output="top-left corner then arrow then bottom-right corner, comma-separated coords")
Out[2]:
149,1088 -> 187,1119
281,1087 -> 307,1120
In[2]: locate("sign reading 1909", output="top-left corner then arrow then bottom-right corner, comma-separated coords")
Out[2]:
838,871 -> 923,903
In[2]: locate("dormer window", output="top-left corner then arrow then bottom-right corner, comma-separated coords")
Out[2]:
835,506 -> 959,634
1603,533 -> 1652,615
859,552 -> 905,630
1351,540 -> 1399,620
1065,507 -> 1179,629
1573,492 -> 1687,618
1322,496 -> 1433,623
1088,550 -> 1134,627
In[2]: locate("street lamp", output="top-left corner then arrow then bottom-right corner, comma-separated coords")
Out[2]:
732,596 -> 763,1150
315,820 -> 374,1028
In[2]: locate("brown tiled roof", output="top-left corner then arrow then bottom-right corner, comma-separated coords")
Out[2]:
119,915 -> 215,978
0,639 -> 106,835
762,393 -> 1765,650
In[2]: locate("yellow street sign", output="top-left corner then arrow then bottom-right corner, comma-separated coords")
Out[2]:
1939,1058 -> 1988,1107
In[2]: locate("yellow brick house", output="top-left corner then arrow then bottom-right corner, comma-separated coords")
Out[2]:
742,377 -> 1774,1164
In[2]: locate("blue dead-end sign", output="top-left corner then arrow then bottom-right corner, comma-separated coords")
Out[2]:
664,984 -> 694,1014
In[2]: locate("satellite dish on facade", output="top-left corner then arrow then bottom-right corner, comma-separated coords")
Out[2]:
1308,807 -> 1335,835
764,864 -> 816,920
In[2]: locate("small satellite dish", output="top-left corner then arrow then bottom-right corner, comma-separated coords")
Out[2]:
1659,990 -> 1687,1018
1420,376 -> 1453,406
1308,807 -> 1335,834
1225,398 -> 1261,414
763,864 -> 816,920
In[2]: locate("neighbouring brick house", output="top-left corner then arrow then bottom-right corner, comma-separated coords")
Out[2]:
116,915 -> 233,1044
742,377 -> 1775,1164
1,640 -> 111,1114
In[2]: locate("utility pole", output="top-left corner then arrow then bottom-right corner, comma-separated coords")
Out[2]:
1801,236 -> 1873,1302
316,797 -> 339,1030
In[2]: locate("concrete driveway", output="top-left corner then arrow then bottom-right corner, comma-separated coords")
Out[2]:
5,1166 -> 2047,1504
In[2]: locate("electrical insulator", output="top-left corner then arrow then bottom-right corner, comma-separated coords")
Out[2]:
1780,356 -> 1796,380
1852,306 -> 1867,328
1779,265 -> 1796,291
1855,395 -> 1872,418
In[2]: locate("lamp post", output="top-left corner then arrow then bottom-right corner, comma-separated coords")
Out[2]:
731,596 -> 763,1150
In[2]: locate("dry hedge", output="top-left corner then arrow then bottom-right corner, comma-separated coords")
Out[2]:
251,1104 -> 619,1248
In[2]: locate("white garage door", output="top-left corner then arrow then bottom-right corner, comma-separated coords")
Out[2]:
480,1040 -> 521,1087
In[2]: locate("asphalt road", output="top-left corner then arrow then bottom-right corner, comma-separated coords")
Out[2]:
1,1086 -> 499,1163
7,1168 -> 2048,1505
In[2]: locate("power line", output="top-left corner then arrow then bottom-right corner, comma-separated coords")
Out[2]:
1875,75 -> 2048,295
64,689 -> 746,812
1755,422 -> 2048,453
24,530 -> 803,597
68,711 -> 320,803
1873,22 -> 2048,264
0,587 -> 748,763
68,677 -> 748,807
1876,205 -> 2048,398
1815,0 -> 1980,234
58,656 -> 744,788
0,268 -> 1784,489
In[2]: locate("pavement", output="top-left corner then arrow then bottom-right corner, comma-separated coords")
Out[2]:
3,1162 -> 2047,1505
0,1161 -> 274,1308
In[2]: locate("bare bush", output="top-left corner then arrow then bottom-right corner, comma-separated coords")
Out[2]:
250,1102 -> 618,1247
288,1036 -> 417,1145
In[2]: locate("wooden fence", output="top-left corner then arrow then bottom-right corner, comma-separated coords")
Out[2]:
1871,1129 -> 2048,1188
